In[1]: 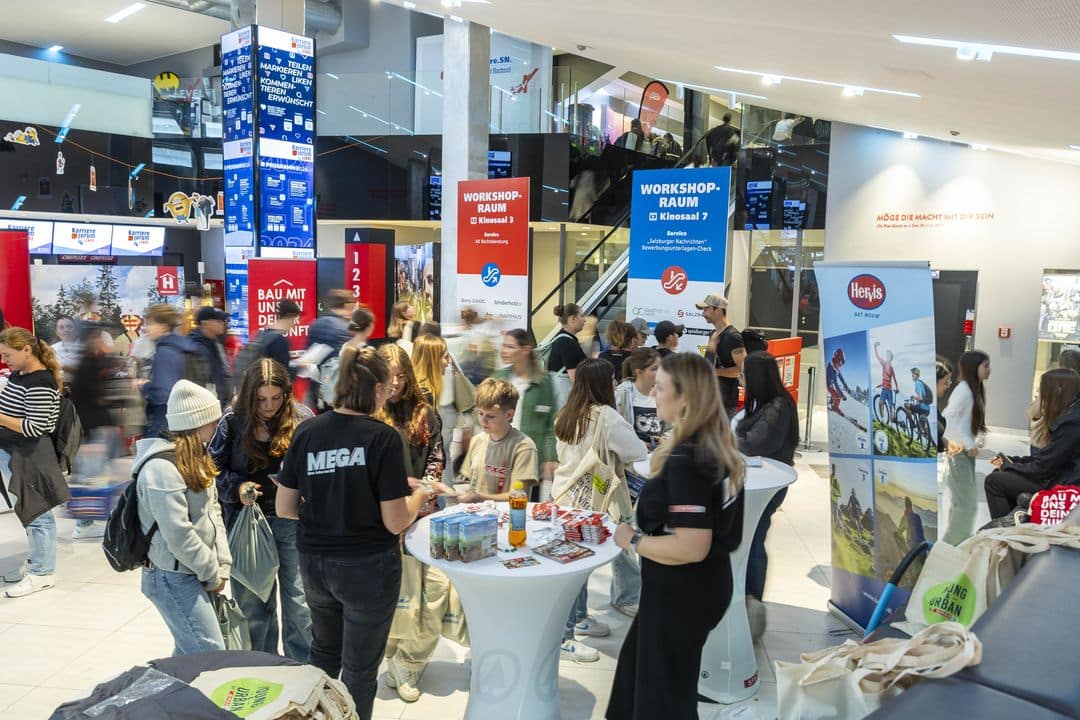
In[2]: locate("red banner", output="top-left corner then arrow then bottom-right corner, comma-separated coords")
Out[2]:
638,80 -> 670,135
457,177 -> 530,328
247,258 -> 317,354
345,229 -> 394,340
0,230 -> 33,331
156,267 -> 180,296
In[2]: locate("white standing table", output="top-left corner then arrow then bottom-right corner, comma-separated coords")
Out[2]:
404,503 -> 621,720
631,456 -> 797,704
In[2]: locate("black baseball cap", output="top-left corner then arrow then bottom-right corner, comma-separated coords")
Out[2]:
277,299 -> 302,318
196,306 -> 228,323
654,320 -> 685,343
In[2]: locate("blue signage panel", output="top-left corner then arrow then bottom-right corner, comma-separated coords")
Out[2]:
255,26 -> 315,252
626,166 -> 730,352
222,28 -> 256,249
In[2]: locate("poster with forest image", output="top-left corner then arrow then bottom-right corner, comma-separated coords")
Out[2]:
31,265 -> 185,343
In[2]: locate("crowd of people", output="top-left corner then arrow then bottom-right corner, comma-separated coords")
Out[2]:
31,284 -> 1080,719
0,287 -> 786,719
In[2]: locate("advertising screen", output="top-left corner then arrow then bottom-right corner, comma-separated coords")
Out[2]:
783,199 -> 807,229
256,26 -> 315,252
745,180 -> 772,230
52,222 -> 113,256
0,219 -> 53,253
222,27 -> 256,248
110,225 -> 165,256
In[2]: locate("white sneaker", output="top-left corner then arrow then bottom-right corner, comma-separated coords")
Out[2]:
385,657 -> 421,703
5,574 -> 54,598
611,602 -> 638,618
561,639 -> 600,663
72,523 -> 105,540
2,562 -> 27,583
574,616 -> 611,638
747,596 -> 767,641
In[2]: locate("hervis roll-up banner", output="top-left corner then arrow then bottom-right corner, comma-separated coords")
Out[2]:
815,261 -> 939,630
627,166 -> 731,353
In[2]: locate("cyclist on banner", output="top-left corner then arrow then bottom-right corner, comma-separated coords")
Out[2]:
826,348 -> 854,413
874,342 -> 901,421
910,367 -> 933,417
896,496 -> 926,552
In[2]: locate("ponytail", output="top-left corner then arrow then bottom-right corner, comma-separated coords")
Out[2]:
0,327 -> 63,391
623,347 -> 659,382
553,303 -> 582,326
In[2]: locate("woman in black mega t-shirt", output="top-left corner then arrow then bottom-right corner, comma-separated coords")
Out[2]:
608,352 -> 745,720
276,347 -> 436,718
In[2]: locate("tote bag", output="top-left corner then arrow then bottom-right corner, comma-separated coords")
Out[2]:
228,504 -> 281,604
552,414 -> 631,521
776,622 -> 982,719
388,553 -> 423,641
904,523 -> 1080,630
212,594 -> 252,651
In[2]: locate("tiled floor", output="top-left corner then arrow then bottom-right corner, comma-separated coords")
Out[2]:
5,407 -> 1027,719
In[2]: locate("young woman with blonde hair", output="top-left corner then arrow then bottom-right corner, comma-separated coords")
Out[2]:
0,328 -> 66,598
413,333 -> 473,484
209,358 -> 314,660
608,352 -> 745,719
135,380 -> 232,654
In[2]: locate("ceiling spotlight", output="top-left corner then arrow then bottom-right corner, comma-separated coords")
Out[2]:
842,86 -> 864,97
955,46 -> 977,61
903,131 -> 918,140
1069,145 -> 1080,151
47,45 -> 64,52
895,34 -> 1075,62
104,2 -> 146,23
970,143 -> 988,151
761,74 -> 781,86
403,1 -> 416,8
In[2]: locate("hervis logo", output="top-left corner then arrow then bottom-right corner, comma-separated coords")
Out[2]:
661,266 -> 688,295
848,274 -> 886,310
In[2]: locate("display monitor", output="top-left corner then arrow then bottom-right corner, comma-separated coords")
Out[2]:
745,180 -> 772,230
0,218 -> 54,254
783,199 -> 807,229
111,225 -> 165,256
488,150 -> 512,178
52,222 -> 113,256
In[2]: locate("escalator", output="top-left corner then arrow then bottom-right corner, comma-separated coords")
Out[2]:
531,136 -> 735,341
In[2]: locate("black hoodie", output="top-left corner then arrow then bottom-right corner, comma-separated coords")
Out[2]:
1006,400 -> 1080,489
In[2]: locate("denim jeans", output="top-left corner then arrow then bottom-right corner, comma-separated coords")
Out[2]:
141,567 -> 225,656
747,487 -> 788,600
563,580 -> 589,641
300,547 -> 401,720
609,549 -> 640,610
231,516 -> 312,662
0,448 -> 57,576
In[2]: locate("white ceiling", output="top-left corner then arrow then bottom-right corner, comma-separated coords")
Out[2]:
406,0 -> 1080,164
0,1 -> 228,67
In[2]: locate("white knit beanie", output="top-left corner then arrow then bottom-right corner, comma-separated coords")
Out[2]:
166,380 -> 222,433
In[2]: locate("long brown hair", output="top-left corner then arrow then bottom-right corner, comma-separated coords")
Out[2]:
0,327 -> 63,390
958,350 -> 989,436
622,347 -> 660,383
1031,369 -> 1080,446
555,358 -> 616,444
651,353 -> 745,494
233,358 -> 300,470
411,334 -> 448,401
387,301 -> 412,339
335,345 -> 390,413
173,430 -> 218,492
376,344 -> 432,446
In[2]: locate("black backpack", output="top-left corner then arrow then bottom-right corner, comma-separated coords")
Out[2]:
103,450 -> 174,572
51,387 -> 83,474
183,346 -> 212,389
233,329 -> 280,382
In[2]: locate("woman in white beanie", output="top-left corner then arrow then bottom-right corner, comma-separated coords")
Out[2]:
135,379 -> 232,655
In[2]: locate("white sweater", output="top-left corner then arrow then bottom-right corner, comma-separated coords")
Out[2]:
552,405 -> 648,500
942,381 -> 983,450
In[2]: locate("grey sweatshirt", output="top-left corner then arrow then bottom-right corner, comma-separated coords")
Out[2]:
134,437 -> 231,584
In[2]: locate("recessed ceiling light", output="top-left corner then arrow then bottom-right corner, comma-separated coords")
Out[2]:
842,86 -> 864,97
47,45 -> 64,52
325,73 -> 339,80
715,65 -> 919,98
104,2 -> 146,23
894,34 -> 1080,63
403,1 -> 416,8
658,78 -> 768,101
449,14 -> 464,22
970,143 -> 988,151
1069,145 -> 1080,151
903,131 -> 918,140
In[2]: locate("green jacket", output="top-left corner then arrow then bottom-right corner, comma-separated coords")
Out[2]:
493,363 -> 558,464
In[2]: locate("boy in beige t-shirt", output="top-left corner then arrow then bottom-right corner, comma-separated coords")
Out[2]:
457,378 -> 538,501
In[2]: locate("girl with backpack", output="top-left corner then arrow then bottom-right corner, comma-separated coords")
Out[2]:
208,358 -> 314,661
941,350 -> 991,544
552,359 -> 647,662
376,344 -> 451,703
0,327 -> 65,598
135,379 -> 232,655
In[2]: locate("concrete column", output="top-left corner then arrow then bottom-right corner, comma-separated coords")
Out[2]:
255,0 -> 306,33
439,20 -> 490,324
